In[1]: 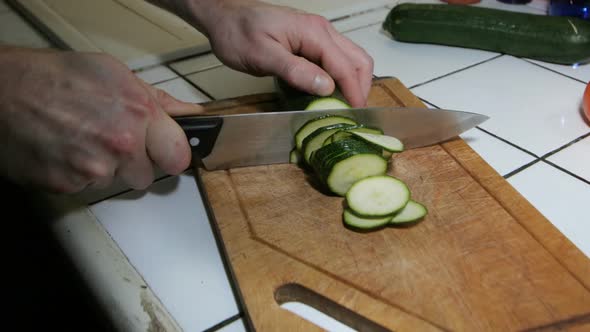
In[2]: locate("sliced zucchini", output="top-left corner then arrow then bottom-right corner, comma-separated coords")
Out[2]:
346,175 -> 410,217
350,132 -> 404,152
327,154 -> 388,196
311,138 -> 386,196
294,115 -> 357,150
289,148 -> 302,164
311,138 -> 381,178
383,151 -> 393,160
275,78 -> 350,111
302,123 -> 355,164
390,200 -> 427,224
343,208 -> 391,229
305,97 -> 351,110
322,125 -> 384,147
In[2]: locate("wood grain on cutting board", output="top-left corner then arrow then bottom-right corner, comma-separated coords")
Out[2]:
195,78 -> 590,331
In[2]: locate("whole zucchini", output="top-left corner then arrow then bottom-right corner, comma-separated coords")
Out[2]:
383,3 -> 590,65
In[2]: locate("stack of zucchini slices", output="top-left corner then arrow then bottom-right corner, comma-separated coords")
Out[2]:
290,97 -> 427,230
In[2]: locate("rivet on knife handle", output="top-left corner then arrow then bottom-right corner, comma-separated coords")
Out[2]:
174,116 -> 223,166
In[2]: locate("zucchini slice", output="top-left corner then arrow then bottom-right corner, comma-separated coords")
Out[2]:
343,208 -> 392,229
311,138 -> 386,196
289,148 -> 302,164
302,123 -> 355,164
322,125 -> 384,147
390,200 -> 427,224
350,132 -> 404,152
346,175 -> 410,217
326,154 -> 388,196
294,115 -> 357,150
305,97 -> 351,110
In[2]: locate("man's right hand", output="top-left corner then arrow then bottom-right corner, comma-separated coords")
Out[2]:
0,47 -> 203,193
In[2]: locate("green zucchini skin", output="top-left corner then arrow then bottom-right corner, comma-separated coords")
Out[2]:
384,3 -> 590,65
310,138 -> 386,196
275,78 -> 350,111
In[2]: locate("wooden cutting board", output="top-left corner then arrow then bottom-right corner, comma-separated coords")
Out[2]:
194,77 -> 590,331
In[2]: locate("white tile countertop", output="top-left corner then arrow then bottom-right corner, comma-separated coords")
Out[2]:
2,0 -> 590,331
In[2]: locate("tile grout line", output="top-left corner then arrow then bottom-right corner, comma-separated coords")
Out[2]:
539,132 -> 590,160
475,126 -> 539,159
339,20 -> 384,34
524,59 -> 589,84
329,5 -> 391,23
169,63 -> 225,78
503,132 -> 590,180
503,159 -> 542,179
418,96 -> 545,179
163,50 -> 215,69
166,64 -> 217,101
162,50 -> 225,78
203,313 -> 243,332
542,160 -> 590,186
409,54 -> 504,90
147,75 -> 182,86
418,97 -> 540,159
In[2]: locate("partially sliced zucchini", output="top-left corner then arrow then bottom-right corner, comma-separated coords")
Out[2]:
350,132 -> 404,152
302,123 -> 355,164
305,97 -> 350,110
343,208 -> 391,229
294,115 -> 357,150
390,200 -> 427,224
289,148 -> 302,164
346,175 -> 410,217
322,125 -> 384,147
311,138 -> 386,196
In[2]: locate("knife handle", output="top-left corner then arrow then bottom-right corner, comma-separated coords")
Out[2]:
174,116 -> 223,165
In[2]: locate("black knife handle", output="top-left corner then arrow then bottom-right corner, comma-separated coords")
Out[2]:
174,116 -> 223,163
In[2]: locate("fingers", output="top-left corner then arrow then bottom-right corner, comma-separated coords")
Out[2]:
145,112 -> 191,176
151,85 -> 205,117
298,29 -> 361,106
144,83 -> 192,176
270,15 -> 373,107
110,127 -> 155,190
327,27 -> 374,103
259,42 -> 335,97
104,82 -> 192,190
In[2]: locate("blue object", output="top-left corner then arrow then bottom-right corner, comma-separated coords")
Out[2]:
549,0 -> 590,20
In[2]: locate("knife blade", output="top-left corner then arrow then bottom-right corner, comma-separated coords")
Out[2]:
173,106 -> 489,170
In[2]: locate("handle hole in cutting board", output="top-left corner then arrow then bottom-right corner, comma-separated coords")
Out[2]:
275,283 -> 390,332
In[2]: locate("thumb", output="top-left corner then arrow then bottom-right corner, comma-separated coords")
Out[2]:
145,111 -> 192,175
147,82 -> 205,116
142,83 -> 193,175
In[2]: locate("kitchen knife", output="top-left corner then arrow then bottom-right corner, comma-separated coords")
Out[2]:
173,107 -> 489,170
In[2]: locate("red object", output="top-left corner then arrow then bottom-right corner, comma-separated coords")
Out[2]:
584,82 -> 590,122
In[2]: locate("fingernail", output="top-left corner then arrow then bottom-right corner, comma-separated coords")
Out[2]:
312,75 -> 332,96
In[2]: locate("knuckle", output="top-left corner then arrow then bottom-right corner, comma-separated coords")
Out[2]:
280,58 -> 302,81
305,13 -> 330,29
83,160 -> 112,179
103,129 -> 138,155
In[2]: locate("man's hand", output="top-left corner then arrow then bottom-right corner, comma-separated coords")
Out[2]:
0,48 -> 203,193
153,0 -> 374,107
